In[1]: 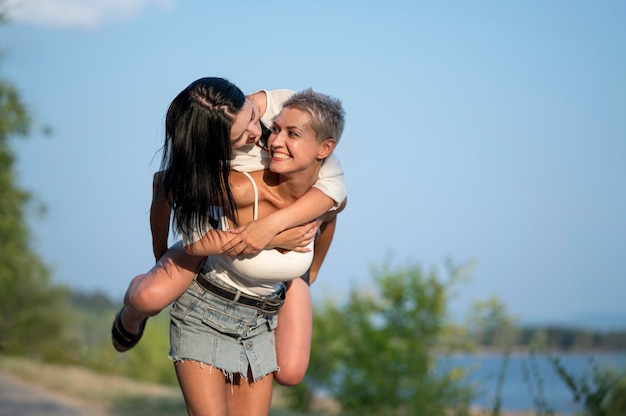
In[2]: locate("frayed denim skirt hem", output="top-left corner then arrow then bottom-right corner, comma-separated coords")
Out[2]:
169,278 -> 280,382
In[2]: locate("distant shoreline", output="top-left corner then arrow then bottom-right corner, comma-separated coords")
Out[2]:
445,347 -> 626,358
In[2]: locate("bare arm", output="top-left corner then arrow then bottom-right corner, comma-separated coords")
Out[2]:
224,90 -> 345,257
221,188 -> 336,257
185,170 -> 256,257
150,171 -> 171,261
270,219 -> 322,252
184,229 -> 233,256
307,217 -> 336,285
151,170 -> 235,258
307,197 -> 346,284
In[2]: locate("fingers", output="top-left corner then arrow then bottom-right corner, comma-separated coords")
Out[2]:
303,226 -> 317,241
224,242 -> 244,257
224,241 -> 262,257
292,247 -> 313,253
220,236 -> 242,254
240,245 -> 262,256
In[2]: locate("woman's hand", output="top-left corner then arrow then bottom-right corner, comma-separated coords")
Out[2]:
221,218 -> 321,257
220,216 -> 280,257
271,219 -> 321,252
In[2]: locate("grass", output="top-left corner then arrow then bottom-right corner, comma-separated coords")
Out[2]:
0,355 -> 185,415
0,355 -> 318,416
0,355 -> 560,416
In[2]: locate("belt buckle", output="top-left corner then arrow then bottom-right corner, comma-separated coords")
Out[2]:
259,285 -> 285,314
260,298 -> 281,315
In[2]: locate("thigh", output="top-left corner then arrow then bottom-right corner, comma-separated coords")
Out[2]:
175,360 -> 228,416
130,242 -> 203,311
227,371 -> 274,416
153,241 -> 204,282
274,278 -> 312,385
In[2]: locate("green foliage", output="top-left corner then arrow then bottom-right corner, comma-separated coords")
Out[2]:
64,295 -> 178,386
299,261 -> 475,415
551,356 -> 626,416
604,373 -> 626,416
520,350 -> 555,416
466,297 -> 519,348
0,14 -> 175,380
517,327 -> 626,352
114,311 -> 177,385
464,305 -> 626,352
0,35 -> 71,358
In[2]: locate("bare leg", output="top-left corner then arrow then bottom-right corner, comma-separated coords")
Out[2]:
174,361 -> 229,416
273,278 -> 312,386
227,371 -> 274,416
112,242 -> 204,351
175,361 -> 274,416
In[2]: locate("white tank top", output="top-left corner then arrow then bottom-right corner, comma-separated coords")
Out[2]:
201,172 -> 314,296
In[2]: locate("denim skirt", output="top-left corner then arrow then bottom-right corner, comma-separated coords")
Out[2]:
169,273 -> 283,382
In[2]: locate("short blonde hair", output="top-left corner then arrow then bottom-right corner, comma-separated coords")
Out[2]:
282,88 -> 345,144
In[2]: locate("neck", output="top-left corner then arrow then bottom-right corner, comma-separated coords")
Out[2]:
276,161 -> 323,201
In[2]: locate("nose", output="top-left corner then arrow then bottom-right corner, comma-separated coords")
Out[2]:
269,129 -> 285,148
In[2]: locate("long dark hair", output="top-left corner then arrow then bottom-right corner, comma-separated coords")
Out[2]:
160,77 -> 245,236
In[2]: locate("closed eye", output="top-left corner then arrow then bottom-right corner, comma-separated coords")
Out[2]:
257,123 -> 271,150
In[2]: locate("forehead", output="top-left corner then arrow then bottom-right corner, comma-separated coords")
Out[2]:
274,107 -> 312,129
230,100 -> 254,139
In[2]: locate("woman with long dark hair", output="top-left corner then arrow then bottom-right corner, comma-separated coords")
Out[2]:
112,78 -> 346,389
169,88 -> 345,415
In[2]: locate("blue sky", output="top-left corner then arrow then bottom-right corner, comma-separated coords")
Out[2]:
3,0 -> 625,328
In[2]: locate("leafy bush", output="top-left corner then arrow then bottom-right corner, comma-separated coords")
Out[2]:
0,43 -> 72,360
552,356 -> 626,416
295,261 -> 475,415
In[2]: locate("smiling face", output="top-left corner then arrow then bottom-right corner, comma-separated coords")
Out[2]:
229,99 -> 262,149
267,107 -> 335,176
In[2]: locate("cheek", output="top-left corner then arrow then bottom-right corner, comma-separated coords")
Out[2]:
231,137 -> 247,149
250,122 -> 262,138
302,143 -> 321,156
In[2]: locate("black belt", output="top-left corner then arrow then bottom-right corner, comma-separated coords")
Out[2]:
195,275 -> 285,315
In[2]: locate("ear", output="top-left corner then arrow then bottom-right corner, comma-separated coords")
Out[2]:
317,138 -> 337,160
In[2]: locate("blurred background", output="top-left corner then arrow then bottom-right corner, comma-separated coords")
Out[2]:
1,1 -> 625,414
4,0 -> 626,328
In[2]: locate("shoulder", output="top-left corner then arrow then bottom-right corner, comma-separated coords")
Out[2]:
319,154 -> 344,177
247,90 -> 267,115
248,89 -> 296,125
264,89 -> 295,115
229,171 -> 256,206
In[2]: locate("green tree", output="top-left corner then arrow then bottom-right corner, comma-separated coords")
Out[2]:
0,5 -> 69,358
466,296 -> 519,349
299,261 -> 475,416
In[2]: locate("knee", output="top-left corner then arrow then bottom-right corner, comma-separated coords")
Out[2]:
126,276 -> 166,315
274,363 -> 308,386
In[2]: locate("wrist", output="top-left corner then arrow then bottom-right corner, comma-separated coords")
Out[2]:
262,212 -> 287,235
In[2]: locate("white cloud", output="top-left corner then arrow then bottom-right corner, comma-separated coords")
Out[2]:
4,0 -> 174,29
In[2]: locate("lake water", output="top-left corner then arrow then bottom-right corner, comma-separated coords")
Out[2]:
440,352 -> 626,414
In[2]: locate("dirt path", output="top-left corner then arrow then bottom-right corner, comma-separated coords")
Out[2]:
0,372 -> 107,416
